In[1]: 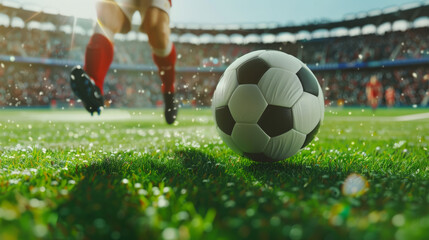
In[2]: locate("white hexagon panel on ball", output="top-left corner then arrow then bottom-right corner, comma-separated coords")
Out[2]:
228,85 -> 267,124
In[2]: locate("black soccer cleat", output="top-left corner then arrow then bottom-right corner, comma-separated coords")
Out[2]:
163,92 -> 178,124
70,66 -> 104,116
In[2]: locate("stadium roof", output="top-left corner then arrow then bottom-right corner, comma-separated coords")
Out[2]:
0,0 -> 428,41
170,1 -> 429,35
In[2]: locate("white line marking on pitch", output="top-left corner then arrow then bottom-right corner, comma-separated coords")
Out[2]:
394,112 -> 429,121
29,110 -> 132,122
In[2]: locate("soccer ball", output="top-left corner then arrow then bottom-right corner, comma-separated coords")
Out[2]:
212,50 -> 324,162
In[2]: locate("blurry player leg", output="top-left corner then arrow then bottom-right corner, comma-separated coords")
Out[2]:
371,98 -> 378,110
70,0 -> 124,115
143,6 -> 178,124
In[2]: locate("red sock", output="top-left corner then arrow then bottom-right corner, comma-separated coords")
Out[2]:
84,33 -> 114,95
152,44 -> 176,93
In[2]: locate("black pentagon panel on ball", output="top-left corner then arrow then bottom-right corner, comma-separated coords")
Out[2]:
301,121 -> 321,149
244,152 -> 274,162
215,106 -> 235,135
258,105 -> 293,137
297,67 -> 319,96
236,57 -> 270,84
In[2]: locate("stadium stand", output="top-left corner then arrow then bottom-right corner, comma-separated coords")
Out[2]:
1,1 -> 429,108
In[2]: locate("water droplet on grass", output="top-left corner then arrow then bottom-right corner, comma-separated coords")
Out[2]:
176,211 -> 189,221
392,214 -> 405,227
138,189 -> 148,195
152,187 -> 160,195
342,173 -> 368,197
225,200 -> 236,208
246,208 -> 255,217
158,196 -> 169,208
29,198 -> 46,208
33,224 -> 48,238
162,228 -> 178,240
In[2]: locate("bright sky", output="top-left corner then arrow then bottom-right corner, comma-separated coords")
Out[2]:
9,0 -> 422,25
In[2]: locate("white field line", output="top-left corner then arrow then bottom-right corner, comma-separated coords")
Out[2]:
22,109 -> 132,122
4,110 -> 214,123
328,116 -> 393,122
329,112 -> 429,122
394,112 -> 429,122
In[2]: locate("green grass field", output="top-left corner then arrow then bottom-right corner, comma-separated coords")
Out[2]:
1,107 -> 429,240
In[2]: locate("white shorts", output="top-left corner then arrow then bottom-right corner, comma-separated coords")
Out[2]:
115,0 -> 171,33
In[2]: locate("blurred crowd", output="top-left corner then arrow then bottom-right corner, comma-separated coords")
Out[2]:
2,26 -> 428,65
1,25 -> 429,108
0,63 -> 218,108
317,67 -> 429,107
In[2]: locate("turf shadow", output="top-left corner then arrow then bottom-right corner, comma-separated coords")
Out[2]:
174,148 -> 347,188
244,159 -> 346,182
168,149 -> 346,239
54,158 -> 148,240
